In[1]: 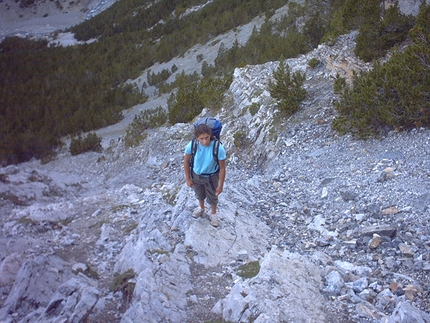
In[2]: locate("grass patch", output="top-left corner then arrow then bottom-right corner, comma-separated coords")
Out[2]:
73,264 -> 99,279
110,269 -> 136,309
148,249 -> 170,256
237,261 -> 260,278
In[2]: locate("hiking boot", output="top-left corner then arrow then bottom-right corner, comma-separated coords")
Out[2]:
192,207 -> 205,218
209,213 -> 220,227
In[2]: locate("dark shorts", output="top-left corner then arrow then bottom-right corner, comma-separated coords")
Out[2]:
192,171 -> 219,206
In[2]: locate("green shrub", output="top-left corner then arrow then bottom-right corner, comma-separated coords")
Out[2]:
125,106 -> 167,147
355,23 -> 381,62
124,113 -> 149,148
355,3 -> 415,62
332,4 -> 430,138
233,131 -> 247,147
168,73 -> 229,124
268,61 -> 307,117
72,264 -> 99,279
237,261 -> 260,278
308,58 -> 320,69
378,3 -> 415,50
69,133 -> 103,155
110,269 -> 136,307
333,73 -> 347,95
248,103 -> 260,116
147,69 -> 172,87
0,36 -> 48,52
303,12 -> 325,49
168,82 -> 204,124
322,0 -> 379,44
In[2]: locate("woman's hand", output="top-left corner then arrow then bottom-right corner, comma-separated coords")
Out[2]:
215,185 -> 223,196
186,178 -> 194,188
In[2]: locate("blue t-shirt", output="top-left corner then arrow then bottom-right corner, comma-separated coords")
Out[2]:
185,140 -> 226,175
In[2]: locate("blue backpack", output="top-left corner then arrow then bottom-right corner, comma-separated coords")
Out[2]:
194,117 -> 222,140
190,117 -> 222,175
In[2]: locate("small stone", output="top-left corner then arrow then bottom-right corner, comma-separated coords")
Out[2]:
323,270 -> 344,296
353,277 -> 368,293
381,206 -> 399,215
361,224 -> 397,238
339,189 -> 357,202
383,167 -> 396,173
321,187 -> 328,198
237,250 -> 249,263
403,285 -> 420,301
358,289 -> 373,302
389,281 -> 402,294
399,243 -> 414,257
384,257 -> 397,270
369,234 -> 381,249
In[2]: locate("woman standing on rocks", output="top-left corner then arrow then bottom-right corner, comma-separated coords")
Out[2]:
184,124 -> 226,227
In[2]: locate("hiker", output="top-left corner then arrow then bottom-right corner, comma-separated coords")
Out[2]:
184,123 -> 226,227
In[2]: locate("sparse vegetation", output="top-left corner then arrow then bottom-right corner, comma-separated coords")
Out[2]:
233,131 -> 247,148
308,58 -> 320,68
167,73 -> 230,124
69,133 -> 103,156
148,249 -> 170,256
237,261 -> 260,278
73,264 -> 100,279
124,221 -> 138,234
333,73 -> 347,95
268,61 -> 307,117
110,269 -> 136,309
248,103 -> 260,116
332,3 -> 430,138
355,2 -> 415,62
124,106 -> 168,147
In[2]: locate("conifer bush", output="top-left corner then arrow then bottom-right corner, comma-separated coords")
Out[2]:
333,73 -> 347,95
268,61 -> 307,117
167,74 -> 229,124
69,133 -> 103,155
332,3 -> 430,138
308,58 -> 320,69
355,3 -> 415,62
124,107 -> 167,147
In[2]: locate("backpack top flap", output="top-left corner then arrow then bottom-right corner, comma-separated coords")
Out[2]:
194,117 -> 222,139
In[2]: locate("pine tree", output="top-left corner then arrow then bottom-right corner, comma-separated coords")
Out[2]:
268,60 -> 307,117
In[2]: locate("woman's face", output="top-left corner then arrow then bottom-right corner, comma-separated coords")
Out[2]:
196,133 -> 211,147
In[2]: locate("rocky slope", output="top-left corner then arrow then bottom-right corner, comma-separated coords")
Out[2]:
0,0 -> 116,40
1,29 -> 429,323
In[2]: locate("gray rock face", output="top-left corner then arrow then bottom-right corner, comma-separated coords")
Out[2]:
36,277 -> 99,323
0,256 -> 73,319
1,6 -> 430,323
213,248 -> 327,322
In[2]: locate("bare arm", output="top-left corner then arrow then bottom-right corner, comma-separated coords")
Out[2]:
216,159 -> 226,196
184,154 -> 193,187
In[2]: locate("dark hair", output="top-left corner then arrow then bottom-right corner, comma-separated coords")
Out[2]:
194,124 -> 212,138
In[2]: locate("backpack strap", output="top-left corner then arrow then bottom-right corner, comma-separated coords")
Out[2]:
213,139 -> 220,166
190,138 -> 198,171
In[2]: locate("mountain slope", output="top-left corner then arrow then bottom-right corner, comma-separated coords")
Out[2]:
1,29 -> 429,322
0,0 -> 429,322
